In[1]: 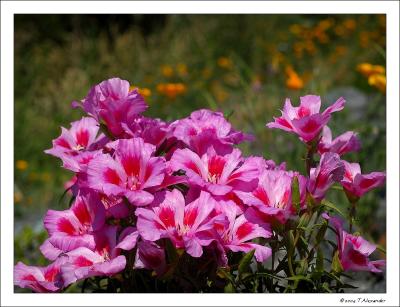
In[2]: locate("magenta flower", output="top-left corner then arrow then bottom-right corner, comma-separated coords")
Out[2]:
115,226 -> 140,251
61,226 -> 127,287
237,170 -> 307,223
170,148 -> 259,196
75,77 -> 148,137
134,240 -> 167,276
307,152 -> 345,202
266,95 -> 346,142
214,203 -> 272,263
14,257 -> 67,292
171,109 -> 253,155
317,126 -> 361,156
87,138 -> 166,206
340,160 -> 386,198
136,190 -> 220,257
121,116 -> 171,149
45,117 -> 106,170
323,213 -> 385,273
340,233 -> 386,273
41,193 -> 106,260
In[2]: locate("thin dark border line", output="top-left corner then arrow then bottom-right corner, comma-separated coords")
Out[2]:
9,13 -> 389,296
2,9 -> 396,307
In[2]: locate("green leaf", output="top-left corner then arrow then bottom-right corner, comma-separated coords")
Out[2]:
331,250 -> 344,273
238,249 -> 255,277
316,247 -> 324,272
165,239 -> 178,263
321,199 -> 346,218
286,230 -> 295,255
216,268 -> 236,284
224,282 -> 235,293
297,212 -> 311,229
331,184 -> 343,191
296,258 -> 308,275
322,282 -> 332,293
291,176 -> 300,213
376,245 -> 386,254
315,223 -> 328,245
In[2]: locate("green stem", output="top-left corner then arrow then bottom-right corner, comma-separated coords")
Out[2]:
305,140 -> 318,175
287,231 -> 300,277
349,201 -> 356,233
288,254 -> 295,277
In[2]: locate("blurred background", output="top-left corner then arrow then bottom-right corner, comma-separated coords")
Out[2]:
14,14 -> 386,292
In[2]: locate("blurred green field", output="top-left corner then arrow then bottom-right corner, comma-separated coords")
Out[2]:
14,15 -> 386,284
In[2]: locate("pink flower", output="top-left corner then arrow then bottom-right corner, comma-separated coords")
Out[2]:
115,226 -> 140,251
121,116 -> 171,149
236,170 -> 307,223
340,233 -> 386,273
134,240 -> 167,276
171,109 -> 253,155
41,192 -> 106,260
307,152 -> 345,202
266,95 -> 346,142
45,117 -> 106,170
87,138 -> 166,206
136,190 -> 220,257
75,77 -> 148,137
317,126 -> 361,156
169,147 -> 259,196
61,226 -> 127,287
214,203 -> 272,263
340,160 -> 386,198
14,257 -> 67,292
323,213 -> 385,273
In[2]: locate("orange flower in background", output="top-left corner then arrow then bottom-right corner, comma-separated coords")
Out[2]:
14,191 -> 23,203
343,18 -> 356,31
157,83 -> 186,99
368,74 -> 386,93
285,66 -> 304,90
357,63 -> 386,94
161,65 -> 174,77
357,63 -> 385,78
217,57 -> 232,69
16,160 -> 28,171
129,85 -> 152,99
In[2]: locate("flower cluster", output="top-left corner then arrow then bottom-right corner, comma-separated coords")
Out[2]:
14,78 -> 386,293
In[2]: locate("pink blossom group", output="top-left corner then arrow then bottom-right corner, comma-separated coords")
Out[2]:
14,78 -> 386,292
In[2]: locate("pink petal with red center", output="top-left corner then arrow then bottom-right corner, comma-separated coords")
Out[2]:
87,154 -> 126,195
170,148 -> 207,185
299,95 -> 322,115
232,215 -> 271,243
308,152 -> 344,201
291,113 -> 329,142
318,126 -> 361,155
39,239 -> 63,261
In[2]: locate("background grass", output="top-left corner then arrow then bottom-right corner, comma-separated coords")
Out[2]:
14,14 -> 386,291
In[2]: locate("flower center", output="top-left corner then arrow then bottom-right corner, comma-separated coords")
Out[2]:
72,144 -> 85,151
207,173 -> 219,184
126,176 -> 141,191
